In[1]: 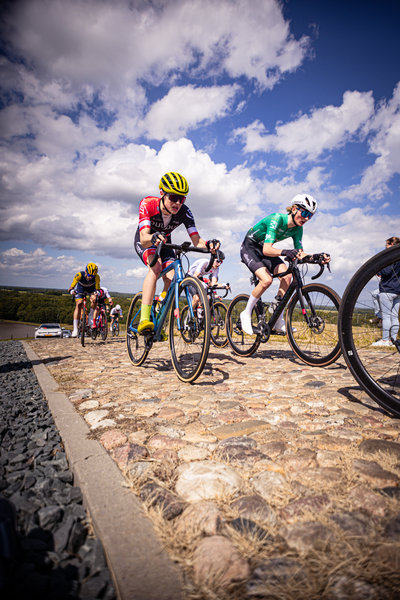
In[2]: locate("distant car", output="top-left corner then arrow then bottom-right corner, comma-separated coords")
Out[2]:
35,323 -> 63,339
62,329 -> 72,338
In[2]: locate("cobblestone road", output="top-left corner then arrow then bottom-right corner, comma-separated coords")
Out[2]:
29,336 -> 400,600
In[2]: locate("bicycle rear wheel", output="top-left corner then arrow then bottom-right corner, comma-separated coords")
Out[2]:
100,312 -> 108,341
286,284 -> 341,366
115,322 -> 119,337
169,276 -> 210,383
226,294 -> 261,357
210,301 -> 228,347
339,245 -> 400,417
126,292 -> 150,366
80,304 -> 86,347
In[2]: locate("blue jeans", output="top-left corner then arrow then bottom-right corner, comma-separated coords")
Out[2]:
372,289 -> 381,318
379,292 -> 400,340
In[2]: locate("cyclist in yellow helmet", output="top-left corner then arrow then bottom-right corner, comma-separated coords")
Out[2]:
134,172 -> 220,335
68,263 -> 101,337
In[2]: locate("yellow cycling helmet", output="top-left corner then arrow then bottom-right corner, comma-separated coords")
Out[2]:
159,172 -> 189,196
85,262 -> 98,276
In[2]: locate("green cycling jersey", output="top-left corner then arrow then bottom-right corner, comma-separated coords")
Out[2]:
245,212 -> 303,250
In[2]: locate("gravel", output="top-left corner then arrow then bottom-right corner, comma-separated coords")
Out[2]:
0,341 -> 116,599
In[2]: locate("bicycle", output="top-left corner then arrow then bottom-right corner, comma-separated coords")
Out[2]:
338,244 -> 400,417
91,305 -> 108,341
112,319 -> 120,337
226,255 -> 342,366
126,241 -> 216,383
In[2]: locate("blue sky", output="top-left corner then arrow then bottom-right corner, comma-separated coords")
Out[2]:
0,0 -> 399,299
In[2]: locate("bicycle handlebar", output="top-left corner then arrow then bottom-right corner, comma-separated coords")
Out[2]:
149,240 -> 220,269
297,254 -> 331,281
206,284 -> 231,299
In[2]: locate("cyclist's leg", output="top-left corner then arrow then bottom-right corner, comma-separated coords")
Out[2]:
72,286 -> 84,336
273,261 -> 292,333
90,294 -> 99,327
239,239 -> 276,334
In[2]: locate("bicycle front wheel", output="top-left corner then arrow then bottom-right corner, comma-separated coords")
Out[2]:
126,292 -> 149,366
169,276 -> 210,383
80,304 -> 86,347
286,284 -> 341,366
100,312 -> 108,341
339,245 -> 400,417
210,301 -> 228,347
226,294 -> 261,357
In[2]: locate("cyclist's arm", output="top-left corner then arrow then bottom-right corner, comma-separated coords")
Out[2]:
262,242 -> 302,258
190,233 -> 207,248
95,274 -> 100,290
210,275 -> 218,286
140,226 -> 166,248
68,272 -> 82,291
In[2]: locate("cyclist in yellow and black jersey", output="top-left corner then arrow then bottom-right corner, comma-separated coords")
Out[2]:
68,263 -> 100,337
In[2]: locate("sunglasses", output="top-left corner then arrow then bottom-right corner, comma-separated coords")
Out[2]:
85,272 -> 95,278
168,194 -> 186,204
296,207 -> 313,219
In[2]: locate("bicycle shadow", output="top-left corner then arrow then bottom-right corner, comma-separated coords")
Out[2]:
336,385 -> 390,416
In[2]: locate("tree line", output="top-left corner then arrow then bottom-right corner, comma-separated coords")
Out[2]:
0,289 -> 133,326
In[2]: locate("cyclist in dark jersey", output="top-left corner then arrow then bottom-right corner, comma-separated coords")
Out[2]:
135,172 -> 219,334
240,194 -> 330,335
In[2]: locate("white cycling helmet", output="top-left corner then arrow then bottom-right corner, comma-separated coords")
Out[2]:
116,304 -> 121,310
291,194 -> 317,214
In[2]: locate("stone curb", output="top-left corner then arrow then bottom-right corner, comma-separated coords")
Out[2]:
23,342 -> 184,600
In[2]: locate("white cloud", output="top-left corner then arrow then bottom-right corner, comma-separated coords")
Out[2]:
344,82 -> 400,200
232,90 -> 375,162
142,84 -> 241,141
0,137 -> 262,258
1,0 -> 310,93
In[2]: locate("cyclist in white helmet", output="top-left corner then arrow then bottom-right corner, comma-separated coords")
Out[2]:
239,194 -> 330,335
110,304 -> 123,332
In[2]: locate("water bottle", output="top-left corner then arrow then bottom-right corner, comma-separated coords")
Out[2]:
155,291 -> 167,314
268,294 -> 282,314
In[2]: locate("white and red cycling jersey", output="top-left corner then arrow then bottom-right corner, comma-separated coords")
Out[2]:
137,196 -> 198,241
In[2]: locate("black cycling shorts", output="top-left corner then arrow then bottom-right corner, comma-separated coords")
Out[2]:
74,282 -> 96,299
134,229 -> 176,268
240,237 -> 284,275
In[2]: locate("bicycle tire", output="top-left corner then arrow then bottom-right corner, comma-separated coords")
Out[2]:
226,294 -> 261,357
169,276 -> 210,383
101,312 -> 108,341
338,245 -> 400,417
179,305 -> 194,344
80,304 -> 86,347
210,301 -> 228,347
126,292 -> 149,366
286,283 -> 342,366
115,322 -> 119,337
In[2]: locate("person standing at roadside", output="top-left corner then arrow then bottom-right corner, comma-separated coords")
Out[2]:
372,236 -> 400,347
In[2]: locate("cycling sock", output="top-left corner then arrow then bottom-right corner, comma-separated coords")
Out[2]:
140,304 -> 152,322
244,293 -> 258,315
73,319 -> 79,329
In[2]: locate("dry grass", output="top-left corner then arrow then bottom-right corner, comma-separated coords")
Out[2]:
121,450 -> 400,600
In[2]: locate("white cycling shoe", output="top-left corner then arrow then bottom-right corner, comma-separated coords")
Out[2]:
240,311 -> 254,335
273,316 -> 297,334
71,330 -> 78,338
273,316 -> 286,334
